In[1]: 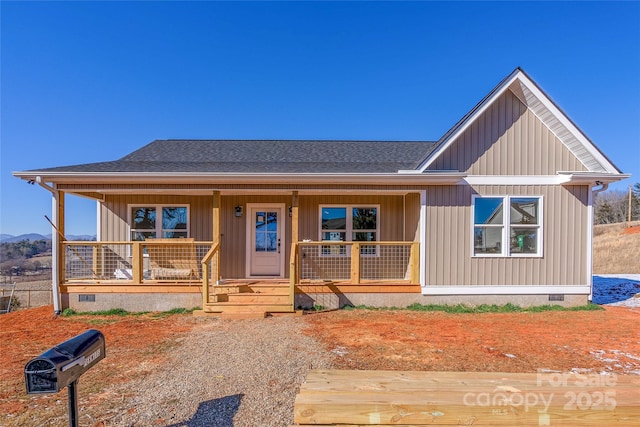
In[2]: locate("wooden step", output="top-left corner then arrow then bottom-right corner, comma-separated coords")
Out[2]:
192,309 -> 265,319
225,293 -> 290,304
207,294 -> 229,303
211,284 -> 250,294
246,285 -> 289,294
204,303 -> 293,314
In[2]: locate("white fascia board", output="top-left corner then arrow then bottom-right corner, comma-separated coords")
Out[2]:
421,285 -> 591,295
464,174 -> 629,187
556,172 -> 630,185
16,171 -> 468,187
512,73 -> 622,174
463,176 -> 570,186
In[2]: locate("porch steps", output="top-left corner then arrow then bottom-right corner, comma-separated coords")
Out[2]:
203,282 -> 295,317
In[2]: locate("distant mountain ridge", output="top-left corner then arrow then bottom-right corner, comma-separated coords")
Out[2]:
0,233 -> 96,243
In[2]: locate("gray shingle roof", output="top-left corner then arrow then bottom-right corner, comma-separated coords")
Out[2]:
29,140 -> 438,174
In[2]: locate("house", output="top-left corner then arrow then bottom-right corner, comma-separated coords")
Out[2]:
13,68 -> 628,316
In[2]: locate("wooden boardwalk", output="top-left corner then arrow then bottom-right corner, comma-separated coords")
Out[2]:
293,370 -> 640,426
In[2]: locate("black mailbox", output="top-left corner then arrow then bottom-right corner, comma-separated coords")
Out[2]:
25,329 -> 105,394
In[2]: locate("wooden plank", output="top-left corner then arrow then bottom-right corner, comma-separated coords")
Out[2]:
291,191 -> 299,245
295,284 -> 421,294
203,303 -> 293,313
212,191 -> 221,282
132,242 -> 144,283
293,370 -> 640,426
298,370 -> 640,393
58,191 -> 66,284
410,242 -> 420,284
226,294 -> 289,304
351,243 -> 360,284
62,284 -> 201,293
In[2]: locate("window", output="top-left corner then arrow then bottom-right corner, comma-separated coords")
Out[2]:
320,205 -> 378,255
472,196 -> 541,257
130,205 -> 189,240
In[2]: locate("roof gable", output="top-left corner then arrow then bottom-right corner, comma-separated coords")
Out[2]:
416,68 -> 622,174
424,89 -> 588,174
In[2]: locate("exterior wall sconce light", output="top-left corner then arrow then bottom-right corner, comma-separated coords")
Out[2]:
235,206 -> 243,217
288,206 -> 293,217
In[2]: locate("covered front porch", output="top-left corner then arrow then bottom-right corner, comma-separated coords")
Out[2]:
60,239 -> 422,316
41,182 -> 441,315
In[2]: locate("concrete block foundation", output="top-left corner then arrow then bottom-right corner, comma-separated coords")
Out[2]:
63,293 -> 202,312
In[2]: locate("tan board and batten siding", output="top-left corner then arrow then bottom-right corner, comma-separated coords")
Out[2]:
424,87 -> 590,287
425,185 -> 589,287
427,89 -> 588,174
101,194 -> 409,279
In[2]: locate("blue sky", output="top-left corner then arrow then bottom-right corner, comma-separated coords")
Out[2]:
1,1 -> 639,236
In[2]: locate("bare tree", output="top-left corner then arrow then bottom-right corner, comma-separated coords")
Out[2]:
594,185 -> 640,224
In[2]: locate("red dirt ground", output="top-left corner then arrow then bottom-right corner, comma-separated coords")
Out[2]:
2,305 -> 639,425
622,225 -> 640,235
1,306 -> 195,422
303,307 -> 640,374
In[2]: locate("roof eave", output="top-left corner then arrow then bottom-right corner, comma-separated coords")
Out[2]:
13,171 -> 468,186
557,172 -> 631,185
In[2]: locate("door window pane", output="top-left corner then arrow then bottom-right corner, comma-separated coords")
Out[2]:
255,211 -> 278,252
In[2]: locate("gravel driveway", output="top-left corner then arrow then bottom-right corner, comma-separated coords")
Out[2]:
106,315 -> 335,427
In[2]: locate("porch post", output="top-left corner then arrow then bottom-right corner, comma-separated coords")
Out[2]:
212,191 -> 221,283
51,190 -> 64,315
291,191 -> 299,245
419,190 -> 427,287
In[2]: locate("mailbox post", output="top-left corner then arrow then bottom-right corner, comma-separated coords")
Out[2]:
25,329 -> 106,427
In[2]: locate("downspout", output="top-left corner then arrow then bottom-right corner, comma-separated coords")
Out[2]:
35,176 -> 63,315
587,181 -> 609,302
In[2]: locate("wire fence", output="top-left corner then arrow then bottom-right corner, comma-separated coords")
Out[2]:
64,241 -> 213,282
297,242 -> 418,283
0,287 -> 52,310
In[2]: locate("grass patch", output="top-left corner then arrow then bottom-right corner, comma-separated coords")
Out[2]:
62,308 -> 138,316
347,302 -> 604,313
61,307 -> 197,317
150,307 -> 197,318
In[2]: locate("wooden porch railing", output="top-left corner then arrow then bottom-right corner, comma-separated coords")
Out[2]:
62,240 -> 214,284
290,241 -> 420,285
200,243 -> 220,306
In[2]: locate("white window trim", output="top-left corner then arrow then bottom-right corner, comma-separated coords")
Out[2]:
471,195 -> 543,258
319,204 -> 380,257
128,204 -> 191,240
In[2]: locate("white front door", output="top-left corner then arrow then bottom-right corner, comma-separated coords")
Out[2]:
247,204 -> 284,277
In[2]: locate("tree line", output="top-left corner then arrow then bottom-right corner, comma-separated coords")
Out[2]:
0,239 -> 52,278
594,183 -> 640,225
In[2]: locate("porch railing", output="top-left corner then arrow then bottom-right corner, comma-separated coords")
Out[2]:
63,241 -> 213,283
200,243 -> 220,306
290,241 -> 420,285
